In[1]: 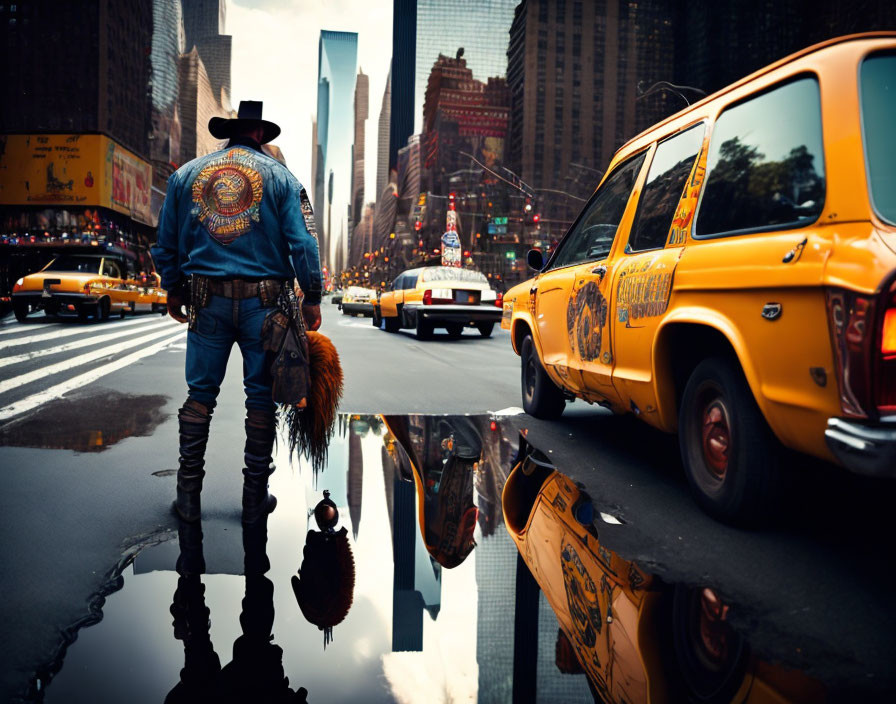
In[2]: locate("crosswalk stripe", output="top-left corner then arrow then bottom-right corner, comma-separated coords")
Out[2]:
0,319 -> 175,369
0,321 -> 57,336
0,330 -> 187,422
0,325 -> 186,394
0,315 -> 161,351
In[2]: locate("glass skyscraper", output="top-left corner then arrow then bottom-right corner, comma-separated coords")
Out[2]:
314,30 -> 358,270
414,0 -> 517,134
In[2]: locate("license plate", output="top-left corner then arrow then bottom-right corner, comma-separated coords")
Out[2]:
454,290 -> 479,304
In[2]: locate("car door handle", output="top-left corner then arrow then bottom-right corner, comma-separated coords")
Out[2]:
591,265 -> 607,279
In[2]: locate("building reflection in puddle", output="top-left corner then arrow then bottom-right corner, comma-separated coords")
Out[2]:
0,390 -> 168,452
44,414 -> 595,703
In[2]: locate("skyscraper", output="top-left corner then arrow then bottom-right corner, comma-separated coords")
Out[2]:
150,0 -> 185,193
376,70 -> 392,204
182,0 -> 232,108
314,30 -> 359,270
178,46 -> 226,166
414,0 -> 518,134
349,70 -> 369,265
507,0 -> 677,226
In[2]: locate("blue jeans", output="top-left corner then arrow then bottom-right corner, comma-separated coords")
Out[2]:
185,294 -> 276,413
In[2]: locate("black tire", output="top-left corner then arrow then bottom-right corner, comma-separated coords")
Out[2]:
445,322 -> 464,338
152,302 -> 166,315
341,307 -> 351,316
384,316 -> 401,333
669,585 -> 748,703
678,356 -> 781,524
119,307 -> 126,319
477,322 -> 494,338
13,304 -> 28,322
416,316 -> 434,340
372,307 -> 382,328
98,297 -> 111,321
520,334 -> 565,419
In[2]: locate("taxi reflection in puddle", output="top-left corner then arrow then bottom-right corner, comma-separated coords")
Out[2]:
502,437 -> 824,704
382,415 -> 512,568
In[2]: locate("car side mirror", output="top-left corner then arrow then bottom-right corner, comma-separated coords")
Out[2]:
526,249 -> 544,271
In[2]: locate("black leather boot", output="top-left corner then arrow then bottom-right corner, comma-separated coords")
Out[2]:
172,399 -> 213,523
242,409 -> 277,524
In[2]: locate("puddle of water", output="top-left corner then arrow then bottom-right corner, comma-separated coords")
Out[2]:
32,414 -> 836,702
0,390 -> 169,452
41,415 -> 594,704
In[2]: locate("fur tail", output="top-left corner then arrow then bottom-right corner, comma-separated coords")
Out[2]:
281,331 -> 343,474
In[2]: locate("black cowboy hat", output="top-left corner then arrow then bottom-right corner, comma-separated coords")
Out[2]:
208,100 -> 281,144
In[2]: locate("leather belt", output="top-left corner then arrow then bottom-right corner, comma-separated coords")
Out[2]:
207,278 -> 268,299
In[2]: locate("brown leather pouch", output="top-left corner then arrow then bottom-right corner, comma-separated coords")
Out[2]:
262,302 -> 311,406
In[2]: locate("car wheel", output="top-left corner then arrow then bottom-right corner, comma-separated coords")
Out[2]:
372,307 -> 382,328
416,316 -> 434,340
477,322 -> 494,338
152,302 -> 165,315
13,303 -> 29,322
670,584 -> 748,703
679,356 -> 781,524
445,322 -> 464,338
98,297 -> 111,321
521,334 -> 565,419
384,316 -> 401,333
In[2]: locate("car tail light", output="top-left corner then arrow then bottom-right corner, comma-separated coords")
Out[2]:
826,275 -> 896,417
877,283 -> 896,413
495,291 -> 504,308
423,288 -> 452,305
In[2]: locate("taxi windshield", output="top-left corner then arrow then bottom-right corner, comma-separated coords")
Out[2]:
861,50 -> 896,226
45,256 -> 103,274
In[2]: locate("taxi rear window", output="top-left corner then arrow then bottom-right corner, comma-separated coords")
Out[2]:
695,76 -> 825,238
861,51 -> 896,226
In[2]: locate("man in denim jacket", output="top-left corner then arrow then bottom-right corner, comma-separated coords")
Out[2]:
152,101 -> 322,525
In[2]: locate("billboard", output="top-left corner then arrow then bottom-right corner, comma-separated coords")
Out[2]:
0,134 -> 153,225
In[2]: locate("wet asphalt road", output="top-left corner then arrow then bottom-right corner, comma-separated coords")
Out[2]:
0,304 -> 895,701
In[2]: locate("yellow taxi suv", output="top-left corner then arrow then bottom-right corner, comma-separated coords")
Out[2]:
501,34 -> 896,523
502,440 -> 825,703
11,248 -> 167,322
373,266 -> 503,340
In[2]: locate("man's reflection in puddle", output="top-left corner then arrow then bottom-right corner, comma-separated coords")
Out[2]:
292,491 -> 356,648
166,518 -> 308,703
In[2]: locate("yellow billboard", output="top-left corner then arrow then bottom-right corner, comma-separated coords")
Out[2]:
0,134 -> 153,225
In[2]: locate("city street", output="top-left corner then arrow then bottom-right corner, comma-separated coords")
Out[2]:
0,306 -> 894,702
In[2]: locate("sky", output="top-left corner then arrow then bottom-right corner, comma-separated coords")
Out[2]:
228,0 -> 393,203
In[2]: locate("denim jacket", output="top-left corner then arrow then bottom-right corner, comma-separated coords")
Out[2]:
151,139 -> 323,305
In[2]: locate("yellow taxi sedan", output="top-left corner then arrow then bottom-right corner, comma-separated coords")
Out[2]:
11,249 -> 167,322
373,266 -> 503,340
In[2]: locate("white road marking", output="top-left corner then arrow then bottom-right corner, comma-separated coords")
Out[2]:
0,321 -> 57,335
0,325 -> 185,393
492,407 -> 525,416
0,315 -> 159,351
337,319 -> 376,329
599,512 -> 623,525
0,330 -> 187,422
0,319 -> 175,369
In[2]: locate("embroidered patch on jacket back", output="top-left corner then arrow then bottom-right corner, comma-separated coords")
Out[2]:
191,148 -> 263,245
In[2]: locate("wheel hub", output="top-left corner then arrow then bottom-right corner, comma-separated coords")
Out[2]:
700,400 -> 730,478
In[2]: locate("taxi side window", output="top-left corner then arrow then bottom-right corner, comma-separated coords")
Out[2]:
102,259 -> 122,279
403,273 -> 418,290
628,123 -> 705,252
695,76 -> 825,237
549,151 -> 646,269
